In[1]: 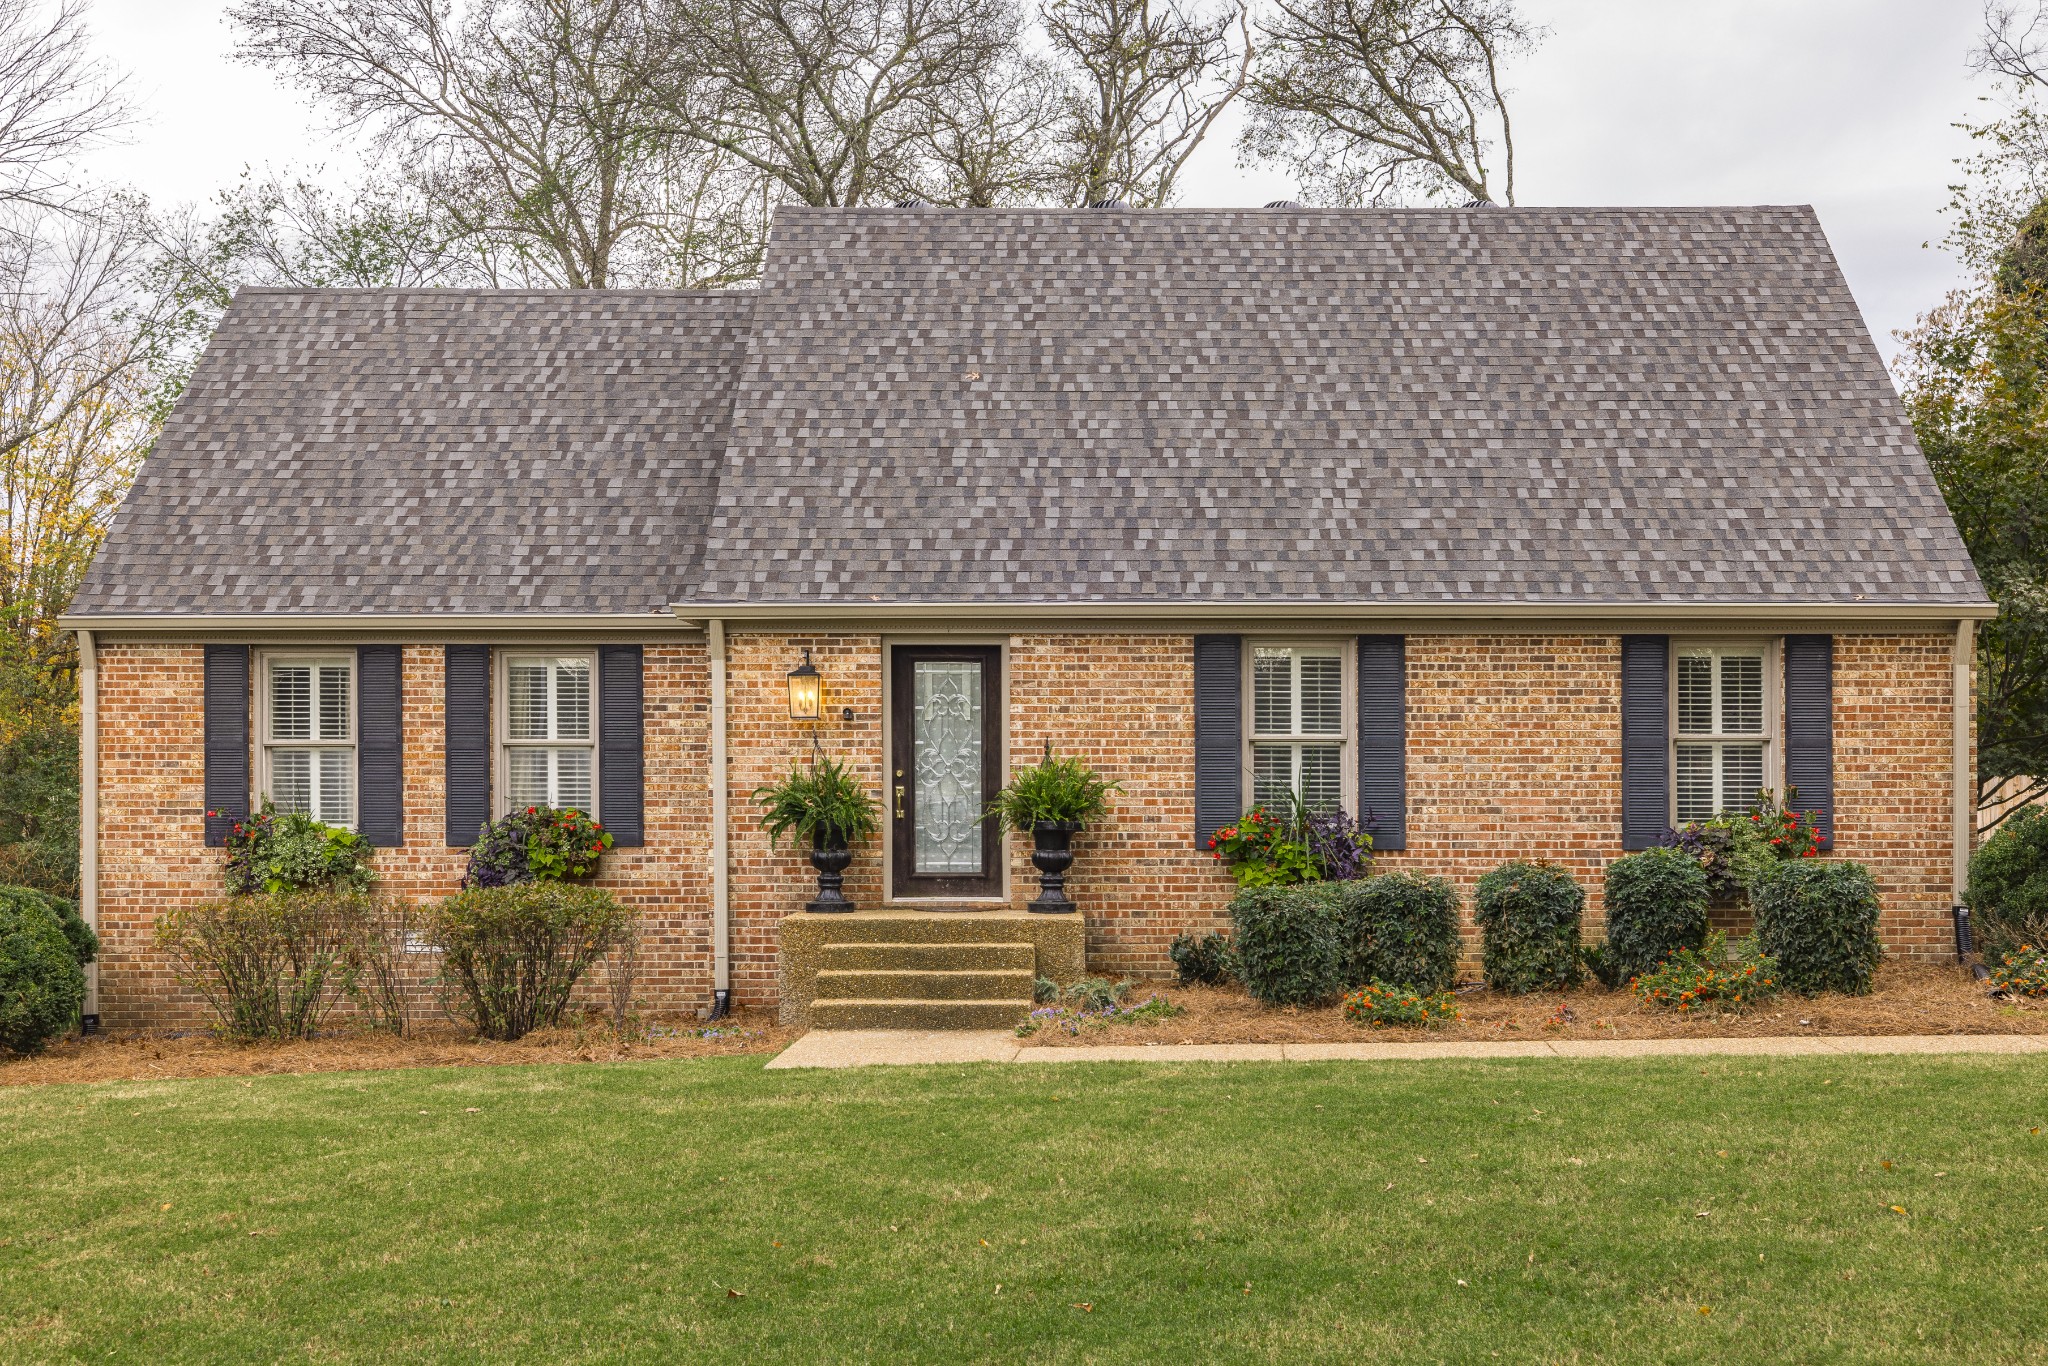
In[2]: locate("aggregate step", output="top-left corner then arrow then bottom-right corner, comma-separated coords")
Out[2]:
820,941 -> 1036,972
810,998 -> 1034,1031
815,967 -> 1034,1002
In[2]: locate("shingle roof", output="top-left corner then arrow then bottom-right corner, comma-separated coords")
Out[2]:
70,288 -> 753,616
72,206 -> 1987,619
684,205 -> 1986,606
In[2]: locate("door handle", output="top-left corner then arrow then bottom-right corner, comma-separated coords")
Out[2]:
895,785 -> 906,819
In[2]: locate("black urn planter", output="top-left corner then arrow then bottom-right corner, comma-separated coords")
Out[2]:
1027,820 -> 1081,914
806,835 -> 855,913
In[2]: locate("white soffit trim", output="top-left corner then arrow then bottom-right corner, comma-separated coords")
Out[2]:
60,613 -> 701,639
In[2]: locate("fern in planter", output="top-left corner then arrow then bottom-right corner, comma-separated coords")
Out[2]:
985,747 -> 1120,832
753,757 -> 880,850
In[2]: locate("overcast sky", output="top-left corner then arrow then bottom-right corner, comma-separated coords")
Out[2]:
79,0 -> 1994,365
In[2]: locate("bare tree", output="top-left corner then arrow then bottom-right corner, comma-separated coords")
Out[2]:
1243,0 -> 1535,207
229,0 -> 767,287
1977,2 -> 2048,87
1042,0 -> 1249,208
917,48 -> 1065,206
0,0 -> 129,220
658,0 -> 1016,207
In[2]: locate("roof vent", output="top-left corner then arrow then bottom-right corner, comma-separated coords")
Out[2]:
1086,199 -> 1127,209
1264,200 -> 1304,209
1464,197 -> 1495,209
893,197 -> 929,208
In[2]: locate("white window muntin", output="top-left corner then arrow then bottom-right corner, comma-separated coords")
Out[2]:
257,652 -> 356,828
498,652 -> 598,816
1672,641 -> 1776,825
1245,642 -> 1353,813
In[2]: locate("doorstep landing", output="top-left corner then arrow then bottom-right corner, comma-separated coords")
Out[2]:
764,1031 -> 2048,1070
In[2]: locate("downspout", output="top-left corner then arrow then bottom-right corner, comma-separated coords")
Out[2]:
709,618 -> 732,1019
78,628 -> 100,1031
1953,618 -> 1979,969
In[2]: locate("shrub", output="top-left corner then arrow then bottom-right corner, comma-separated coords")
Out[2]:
1967,804 -> 2048,956
1751,860 -> 1883,996
1229,884 -> 1348,1007
1168,930 -> 1239,986
1336,873 -> 1461,994
351,899 -> 422,1036
426,882 -> 633,1040
1601,847 -> 1710,981
0,886 -> 95,966
154,891 -> 370,1040
1473,860 -> 1584,994
986,746 -> 1120,830
1990,942 -> 2048,998
1631,931 -> 1781,1013
219,801 -> 374,896
462,806 -> 613,888
0,894 -> 84,1053
1341,980 -> 1459,1028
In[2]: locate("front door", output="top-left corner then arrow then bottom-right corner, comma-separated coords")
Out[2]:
890,646 -> 1003,900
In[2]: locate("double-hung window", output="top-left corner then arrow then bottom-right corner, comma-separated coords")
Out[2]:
1249,644 -> 1348,811
1674,644 -> 1769,823
502,653 -> 596,814
261,655 -> 355,826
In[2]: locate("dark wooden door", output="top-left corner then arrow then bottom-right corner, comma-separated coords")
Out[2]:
890,646 -> 1003,899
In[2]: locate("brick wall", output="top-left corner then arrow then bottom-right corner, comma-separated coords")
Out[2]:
92,629 -> 1967,1025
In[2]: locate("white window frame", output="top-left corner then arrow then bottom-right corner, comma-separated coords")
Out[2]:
1242,640 -> 1355,814
1670,638 -> 1779,825
255,650 -> 357,829
496,650 -> 600,818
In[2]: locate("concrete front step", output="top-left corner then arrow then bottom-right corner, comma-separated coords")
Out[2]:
820,941 -> 1036,972
815,967 -> 1034,1001
811,998 -> 1033,1030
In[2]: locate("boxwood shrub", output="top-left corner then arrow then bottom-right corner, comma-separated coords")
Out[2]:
0,886 -> 96,968
1474,860 -> 1584,994
1751,860 -> 1883,995
0,894 -> 86,1053
1966,804 -> 2048,956
1336,874 -> 1462,994
1600,847 -> 1710,982
1228,885 -> 1348,1008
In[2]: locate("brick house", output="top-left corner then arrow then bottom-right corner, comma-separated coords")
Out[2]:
65,206 -> 1993,1028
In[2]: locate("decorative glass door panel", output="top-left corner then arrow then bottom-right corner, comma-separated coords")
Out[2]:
891,646 -> 1003,899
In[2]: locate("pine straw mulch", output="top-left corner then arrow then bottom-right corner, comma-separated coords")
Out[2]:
0,1009 -> 796,1088
1019,962 -> 2048,1048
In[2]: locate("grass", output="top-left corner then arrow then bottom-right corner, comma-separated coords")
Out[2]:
2,1055 -> 2045,1364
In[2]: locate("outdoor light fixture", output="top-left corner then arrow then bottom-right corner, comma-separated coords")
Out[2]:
787,649 -> 822,722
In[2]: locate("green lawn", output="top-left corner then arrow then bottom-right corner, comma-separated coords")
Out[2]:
2,1055 -> 2044,1364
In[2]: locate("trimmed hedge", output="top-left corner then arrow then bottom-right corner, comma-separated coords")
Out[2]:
1228,885 -> 1348,1008
1601,847 -> 1710,981
0,894 -> 85,1053
1752,860 -> 1883,996
428,882 -> 634,1040
1337,874 -> 1462,994
155,891 -> 369,1040
0,886 -> 95,967
1966,804 -> 2048,956
1474,860 -> 1584,994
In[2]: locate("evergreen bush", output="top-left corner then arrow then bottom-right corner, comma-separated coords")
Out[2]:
1474,860 -> 1584,994
1335,873 -> 1462,993
0,893 -> 84,1053
1751,860 -> 1883,996
1601,847 -> 1711,982
1168,930 -> 1239,986
1966,804 -> 2048,956
0,885 -> 94,967
1228,885 -> 1348,1007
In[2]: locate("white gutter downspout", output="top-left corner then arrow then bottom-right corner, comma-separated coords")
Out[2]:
78,628 -> 99,1029
709,619 -> 731,1017
1953,618 -> 1976,905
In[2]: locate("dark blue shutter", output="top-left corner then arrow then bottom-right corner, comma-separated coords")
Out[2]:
1356,635 -> 1406,850
356,645 -> 404,847
1784,635 -> 1835,848
598,645 -> 644,847
1620,635 -> 1670,851
444,645 -> 491,847
1193,635 -> 1242,847
203,645 -> 250,847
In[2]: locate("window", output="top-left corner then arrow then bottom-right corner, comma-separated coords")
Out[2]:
1674,644 -> 1770,823
1249,644 -> 1348,811
501,653 -> 595,813
261,655 -> 354,826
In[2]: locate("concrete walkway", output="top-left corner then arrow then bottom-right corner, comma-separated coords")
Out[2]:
764,1029 -> 2048,1070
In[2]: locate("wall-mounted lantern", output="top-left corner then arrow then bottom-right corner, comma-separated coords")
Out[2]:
787,648 -> 822,722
